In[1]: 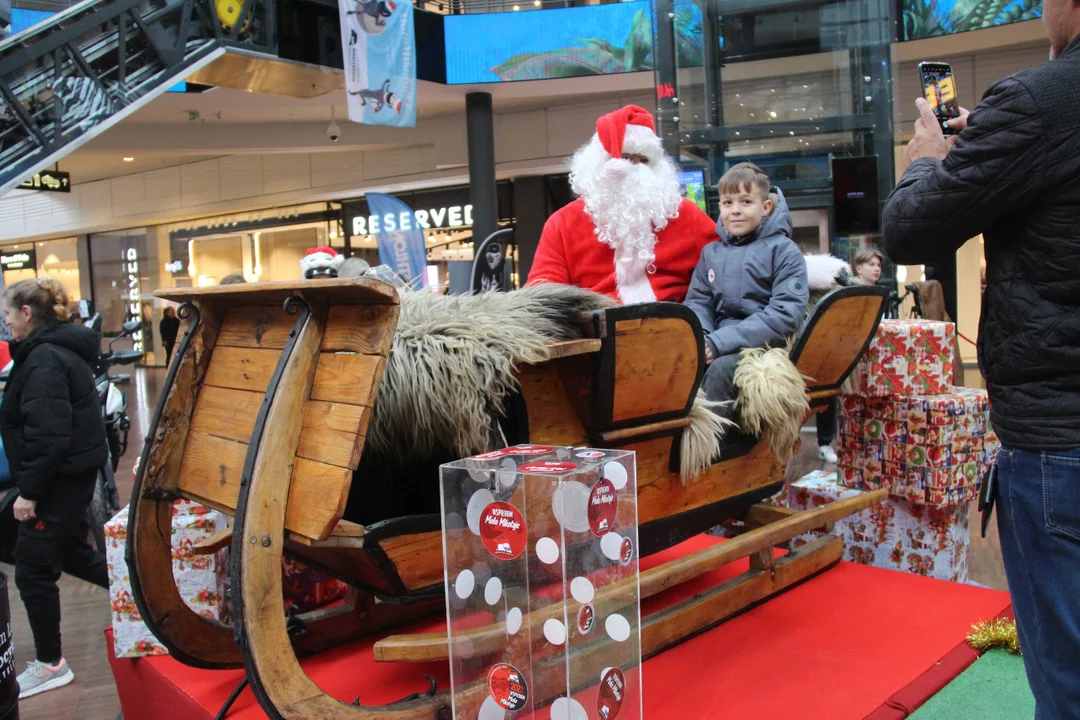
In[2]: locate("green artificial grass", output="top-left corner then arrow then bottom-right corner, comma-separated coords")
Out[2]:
911,649 -> 1035,720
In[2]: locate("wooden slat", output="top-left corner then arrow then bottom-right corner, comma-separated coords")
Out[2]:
303,401 -> 369,435
192,529 -> 233,556
322,304 -> 397,355
381,532 -> 446,592
544,338 -> 602,359
217,306 -> 295,349
612,316 -> 699,423
796,294 -> 885,390
599,416 -> 691,444
203,346 -> 279,393
176,431 -> 248,509
189,387 -> 262,443
284,458 -> 353,541
311,353 -> 384,406
287,520 -> 366,548
296,426 -> 362,469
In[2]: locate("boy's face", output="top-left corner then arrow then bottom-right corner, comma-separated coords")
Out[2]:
720,184 -> 772,237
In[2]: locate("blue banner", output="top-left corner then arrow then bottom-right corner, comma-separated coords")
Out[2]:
339,0 -> 416,127
366,193 -> 427,287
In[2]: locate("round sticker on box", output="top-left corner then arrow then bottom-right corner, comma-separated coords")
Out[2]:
519,461 -> 578,474
472,448 -> 511,461
597,667 -> 626,720
511,444 -> 555,456
577,603 -> 596,635
479,502 -> 527,561
487,663 -> 528,712
575,450 -> 605,459
620,536 -> 634,566
588,478 -> 617,536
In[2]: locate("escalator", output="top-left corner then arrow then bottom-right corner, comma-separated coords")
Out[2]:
0,0 -> 277,194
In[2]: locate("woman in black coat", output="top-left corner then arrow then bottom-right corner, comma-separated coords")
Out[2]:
0,278 -> 108,699
159,306 -> 180,367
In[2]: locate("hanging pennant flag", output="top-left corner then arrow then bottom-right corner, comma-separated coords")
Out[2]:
366,192 -> 428,287
338,0 -> 416,128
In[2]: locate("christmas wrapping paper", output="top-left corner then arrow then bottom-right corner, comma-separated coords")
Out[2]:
788,471 -> 971,583
106,502 -> 229,658
838,388 -> 999,507
846,319 -> 955,397
281,557 -> 348,614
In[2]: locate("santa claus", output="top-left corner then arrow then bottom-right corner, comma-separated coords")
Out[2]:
527,105 -> 716,304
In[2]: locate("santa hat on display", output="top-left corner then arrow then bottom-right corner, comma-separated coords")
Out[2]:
300,246 -> 345,279
595,105 -> 661,179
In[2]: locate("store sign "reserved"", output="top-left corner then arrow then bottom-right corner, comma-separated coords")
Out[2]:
352,204 -> 473,236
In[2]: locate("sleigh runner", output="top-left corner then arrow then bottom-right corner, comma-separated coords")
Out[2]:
126,278 -> 888,718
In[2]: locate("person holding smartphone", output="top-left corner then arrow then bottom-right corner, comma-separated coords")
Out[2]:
882,5 -> 1080,716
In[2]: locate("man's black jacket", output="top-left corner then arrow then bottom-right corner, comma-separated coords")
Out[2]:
0,322 -> 107,501
883,36 -> 1080,450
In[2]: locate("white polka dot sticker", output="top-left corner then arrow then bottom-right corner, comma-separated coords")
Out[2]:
484,577 -> 503,606
551,481 -> 591,533
600,532 -> 624,562
569,577 -> 595,604
550,696 -> 588,720
536,537 -> 560,565
478,695 -> 508,720
466,489 -> 495,536
605,613 -> 631,642
454,569 -> 475,600
603,461 -> 628,490
543,618 -> 567,646
506,607 -> 523,635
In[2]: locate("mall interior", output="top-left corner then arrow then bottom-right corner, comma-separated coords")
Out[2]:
0,0 -> 1054,717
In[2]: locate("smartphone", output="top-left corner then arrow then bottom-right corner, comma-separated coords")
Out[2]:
918,61 -> 961,136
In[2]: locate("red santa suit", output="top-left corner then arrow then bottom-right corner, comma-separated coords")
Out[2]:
526,104 -> 717,304
528,198 -> 716,303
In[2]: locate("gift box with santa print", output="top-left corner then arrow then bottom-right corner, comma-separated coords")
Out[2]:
106,501 -> 229,658
440,445 -> 642,720
788,470 -> 972,583
845,319 -> 956,397
838,388 -> 999,507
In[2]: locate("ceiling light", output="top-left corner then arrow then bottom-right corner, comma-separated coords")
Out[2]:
534,0 -> 540,5
789,131 -> 795,135
512,3 -> 519,8
769,111 -> 777,118
735,131 -> 740,136
123,157 -> 134,162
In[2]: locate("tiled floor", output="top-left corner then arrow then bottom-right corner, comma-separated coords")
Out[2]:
8,369 -> 1008,719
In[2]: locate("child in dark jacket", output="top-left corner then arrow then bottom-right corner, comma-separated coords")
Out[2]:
683,162 -> 809,422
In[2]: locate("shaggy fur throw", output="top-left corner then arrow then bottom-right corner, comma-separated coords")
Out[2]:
733,346 -> 810,462
681,392 -> 735,479
365,284 -> 613,460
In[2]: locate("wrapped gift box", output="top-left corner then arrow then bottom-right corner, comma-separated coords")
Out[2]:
788,471 -> 971,583
107,502 -> 229,659
838,388 -> 999,507
846,320 -> 955,396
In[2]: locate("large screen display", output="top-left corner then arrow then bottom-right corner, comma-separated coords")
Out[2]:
678,170 -> 707,212
832,156 -> 879,235
444,1 -> 702,84
902,0 -> 1041,40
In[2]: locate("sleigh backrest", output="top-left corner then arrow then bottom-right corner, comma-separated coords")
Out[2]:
149,279 -> 400,541
788,285 -> 889,406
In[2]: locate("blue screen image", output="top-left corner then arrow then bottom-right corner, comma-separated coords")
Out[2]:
677,170 -> 707,212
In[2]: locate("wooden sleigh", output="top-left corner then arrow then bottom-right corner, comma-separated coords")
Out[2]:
126,279 -> 889,719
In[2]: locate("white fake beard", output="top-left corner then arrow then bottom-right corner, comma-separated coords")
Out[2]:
569,139 -> 683,303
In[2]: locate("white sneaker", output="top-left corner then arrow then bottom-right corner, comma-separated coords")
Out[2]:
818,445 -> 838,464
17,658 -> 74,698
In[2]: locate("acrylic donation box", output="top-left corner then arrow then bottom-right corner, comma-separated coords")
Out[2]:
440,445 -> 643,720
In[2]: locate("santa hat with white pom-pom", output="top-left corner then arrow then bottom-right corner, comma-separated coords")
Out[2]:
595,105 -> 662,180
300,246 -> 345,279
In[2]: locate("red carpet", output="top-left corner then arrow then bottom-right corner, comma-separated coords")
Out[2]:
107,535 -> 1010,719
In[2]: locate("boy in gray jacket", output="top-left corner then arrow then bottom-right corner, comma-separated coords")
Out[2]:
684,162 -> 809,420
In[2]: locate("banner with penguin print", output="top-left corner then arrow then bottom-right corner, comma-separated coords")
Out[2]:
338,0 -> 416,127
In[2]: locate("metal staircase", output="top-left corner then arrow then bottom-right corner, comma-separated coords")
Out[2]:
0,0 -> 276,195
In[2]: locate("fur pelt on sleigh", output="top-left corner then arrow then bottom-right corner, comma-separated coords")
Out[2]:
360,280 -> 825,485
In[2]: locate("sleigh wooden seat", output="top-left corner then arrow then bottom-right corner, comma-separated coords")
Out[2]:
127,280 -> 888,719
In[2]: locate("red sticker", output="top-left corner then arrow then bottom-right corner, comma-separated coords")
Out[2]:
479,502 -> 527,560
518,461 -> 578,474
577,603 -> 596,635
575,450 -> 605,459
487,663 -> 528,711
620,536 -> 634,566
588,478 -> 617,536
472,449 -> 511,461
596,668 -> 626,720
510,444 -> 555,456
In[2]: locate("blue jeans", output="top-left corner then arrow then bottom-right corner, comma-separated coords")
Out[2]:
997,446 -> 1080,720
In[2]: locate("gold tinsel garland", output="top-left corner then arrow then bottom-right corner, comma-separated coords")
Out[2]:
967,618 -> 1021,655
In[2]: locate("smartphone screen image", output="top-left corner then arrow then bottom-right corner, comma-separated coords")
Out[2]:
918,61 -> 961,134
